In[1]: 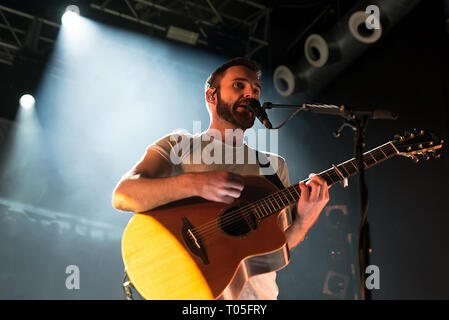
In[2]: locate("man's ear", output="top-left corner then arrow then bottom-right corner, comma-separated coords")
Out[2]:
206,87 -> 217,104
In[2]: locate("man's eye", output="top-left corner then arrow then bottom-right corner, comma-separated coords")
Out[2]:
234,82 -> 244,89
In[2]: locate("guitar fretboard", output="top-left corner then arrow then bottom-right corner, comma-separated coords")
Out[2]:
248,141 -> 399,220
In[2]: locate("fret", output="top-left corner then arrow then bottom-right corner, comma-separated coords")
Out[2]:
253,140 -> 401,221
264,198 -> 276,212
284,189 -> 295,205
351,162 -> 357,175
385,145 -> 397,157
253,204 -> 262,219
341,162 -> 356,175
323,171 -> 334,184
333,164 -> 346,182
284,190 -> 293,204
292,185 -> 301,197
347,158 -> 367,171
340,164 -> 350,176
373,150 -> 386,162
330,170 -> 340,183
345,160 -> 357,175
269,195 -> 279,210
389,141 -> 400,154
259,201 -> 269,217
273,196 -> 281,210
364,154 -> 375,166
349,160 -> 358,171
285,187 -> 296,203
275,193 -> 287,208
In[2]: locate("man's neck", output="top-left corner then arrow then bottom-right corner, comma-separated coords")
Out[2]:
207,123 -> 245,147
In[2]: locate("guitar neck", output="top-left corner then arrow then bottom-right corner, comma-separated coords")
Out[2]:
251,141 -> 399,220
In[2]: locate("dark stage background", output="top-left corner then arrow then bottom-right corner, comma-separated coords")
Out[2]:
276,0 -> 449,299
0,0 -> 448,299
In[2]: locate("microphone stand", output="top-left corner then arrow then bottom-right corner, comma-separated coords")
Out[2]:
263,102 -> 398,300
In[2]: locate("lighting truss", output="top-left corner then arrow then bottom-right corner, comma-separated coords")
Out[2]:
0,5 -> 59,66
89,0 -> 272,58
0,1 -> 272,66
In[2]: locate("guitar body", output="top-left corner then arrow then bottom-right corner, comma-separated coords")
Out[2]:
121,175 -> 291,300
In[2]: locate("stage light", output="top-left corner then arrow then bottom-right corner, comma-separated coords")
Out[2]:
348,11 -> 382,44
273,65 -> 295,97
19,94 -> 35,109
62,5 -> 80,28
304,34 -> 329,68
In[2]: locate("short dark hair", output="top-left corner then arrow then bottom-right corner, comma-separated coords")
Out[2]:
205,57 -> 261,92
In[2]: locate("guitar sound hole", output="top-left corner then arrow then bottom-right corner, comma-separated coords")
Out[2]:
218,205 -> 258,236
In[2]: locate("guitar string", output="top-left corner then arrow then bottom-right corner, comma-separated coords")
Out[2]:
191,149 -> 392,244
189,175 -> 348,243
199,145 -> 414,242
188,147 -> 396,242
190,146 -> 395,241
187,186 -> 301,244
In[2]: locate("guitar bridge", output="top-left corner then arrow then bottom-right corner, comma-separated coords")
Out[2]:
182,217 -> 209,265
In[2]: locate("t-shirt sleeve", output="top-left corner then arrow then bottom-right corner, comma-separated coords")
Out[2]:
146,132 -> 191,164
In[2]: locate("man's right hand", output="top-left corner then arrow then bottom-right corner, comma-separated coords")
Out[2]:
113,148 -> 246,212
193,171 -> 245,204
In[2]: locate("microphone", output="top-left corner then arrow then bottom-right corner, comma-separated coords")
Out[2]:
246,98 -> 273,129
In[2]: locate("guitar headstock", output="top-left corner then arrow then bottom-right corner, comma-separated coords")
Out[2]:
392,129 -> 443,162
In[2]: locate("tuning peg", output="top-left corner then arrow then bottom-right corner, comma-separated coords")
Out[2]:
394,134 -> 404,141
405,131 -> 416,139
432,152 -> 441,159
423,154 -> 430,161
411,156 -> 420,163
410,128 -> 423,135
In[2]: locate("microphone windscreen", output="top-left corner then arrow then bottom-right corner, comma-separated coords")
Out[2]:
246,98 -> 261,114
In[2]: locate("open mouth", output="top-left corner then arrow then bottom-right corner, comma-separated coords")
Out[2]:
234,104 -> 253,115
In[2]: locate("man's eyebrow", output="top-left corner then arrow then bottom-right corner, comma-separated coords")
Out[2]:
232,77 -> 261,89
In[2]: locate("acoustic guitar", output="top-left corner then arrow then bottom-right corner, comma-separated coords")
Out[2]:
121,129 -> 443,300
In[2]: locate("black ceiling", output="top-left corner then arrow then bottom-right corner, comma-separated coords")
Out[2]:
0,0 -> 358,71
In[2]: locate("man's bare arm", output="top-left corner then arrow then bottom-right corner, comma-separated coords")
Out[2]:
112,149 -> 245,213
285,174 -> 329,250
112,148 -> 192,212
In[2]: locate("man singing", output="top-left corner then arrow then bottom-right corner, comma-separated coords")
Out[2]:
112,57 -> 329,299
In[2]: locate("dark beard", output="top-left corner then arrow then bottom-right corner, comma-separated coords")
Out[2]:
216,91 -> 255,130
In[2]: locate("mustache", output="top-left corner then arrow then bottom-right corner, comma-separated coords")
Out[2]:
232,98 -> 253,111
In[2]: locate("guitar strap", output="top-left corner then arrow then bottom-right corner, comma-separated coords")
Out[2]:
256,151 -> 296,228
256,151 -> 285,190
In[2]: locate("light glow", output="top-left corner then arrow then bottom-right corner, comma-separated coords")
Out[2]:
61,5 -> 80,28
19,94 -> 35,109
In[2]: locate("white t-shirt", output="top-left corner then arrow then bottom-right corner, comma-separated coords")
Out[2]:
147,131 -> 292,300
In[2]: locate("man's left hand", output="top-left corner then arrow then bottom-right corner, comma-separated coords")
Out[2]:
295,173 -> 329,232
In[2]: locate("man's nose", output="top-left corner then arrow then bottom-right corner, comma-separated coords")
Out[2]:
243,87 -> 256,99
